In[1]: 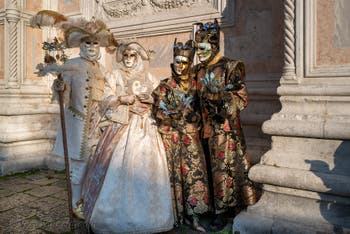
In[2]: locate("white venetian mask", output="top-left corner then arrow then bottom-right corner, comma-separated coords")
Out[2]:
197,42 -> 212,63
80,39 -> 100,60
122,49 -> 137,68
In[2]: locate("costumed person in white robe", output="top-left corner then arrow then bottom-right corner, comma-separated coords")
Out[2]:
81,42 -> 174,233
30,11 -> 116,219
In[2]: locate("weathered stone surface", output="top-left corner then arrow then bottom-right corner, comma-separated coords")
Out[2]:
24,185 -> 64,198
41,217 -> 71,233
0,205 -> 37,225
49,189 -> 69,201
7,182 -> 37,193
234,190 -> 350,234
35,205 -> 69,224
0,193 -> 37,212
27,177 -> 59,186
0,170 -> 73,233
26,196 -> 64,212
0,187 -> 15,198
0,217 -> 45,233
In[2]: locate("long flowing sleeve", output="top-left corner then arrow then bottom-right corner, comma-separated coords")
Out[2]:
152,80 -> 172,126
227,61 -> 248,111
220,60 -> 248,119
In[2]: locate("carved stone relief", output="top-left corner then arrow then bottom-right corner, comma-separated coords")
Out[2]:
102,0 -> 145,18
149,0 -> 198,9
102,0 -> 225,38
102,0 -> 210,18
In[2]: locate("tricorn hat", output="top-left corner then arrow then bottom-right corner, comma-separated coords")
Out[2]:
30,10 -> 116,48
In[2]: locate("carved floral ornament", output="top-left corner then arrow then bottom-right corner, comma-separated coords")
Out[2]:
102,0 -> 211,18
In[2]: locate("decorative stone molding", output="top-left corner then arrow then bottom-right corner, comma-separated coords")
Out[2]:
103,0 -> 231,38
149,0 -> 198,9
102,0 -> 145,18
262,93 -> 350,140
102,0 -> 200,18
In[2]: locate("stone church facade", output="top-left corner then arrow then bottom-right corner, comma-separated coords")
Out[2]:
0,0 -> 349,232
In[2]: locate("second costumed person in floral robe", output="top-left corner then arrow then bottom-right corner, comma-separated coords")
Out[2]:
152,39 -> 209,232
193,19 -> 259,231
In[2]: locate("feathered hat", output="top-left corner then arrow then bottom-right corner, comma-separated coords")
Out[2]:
194,18 -> 220,49
173,39 -> 195,63
30,10 -> 117,48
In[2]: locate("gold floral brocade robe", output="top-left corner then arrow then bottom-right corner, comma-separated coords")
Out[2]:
152,76 -> 210,224
195,54 -> 259,214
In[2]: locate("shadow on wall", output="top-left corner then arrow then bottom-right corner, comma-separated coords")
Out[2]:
305,141 -> 350,234
221,0 -> 284,165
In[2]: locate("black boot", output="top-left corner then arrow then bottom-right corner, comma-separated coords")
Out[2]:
209,213 -> 227,232
185,215 -> 206,233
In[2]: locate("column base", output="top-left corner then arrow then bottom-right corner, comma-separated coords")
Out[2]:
233,189 -> 350,234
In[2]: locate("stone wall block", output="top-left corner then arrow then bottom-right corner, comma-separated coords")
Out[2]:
250,164 -> 350,197
234,191 -> 350,233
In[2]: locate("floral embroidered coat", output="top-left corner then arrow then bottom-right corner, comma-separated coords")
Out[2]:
194,53 -> 258,214
152,73 -> 210,225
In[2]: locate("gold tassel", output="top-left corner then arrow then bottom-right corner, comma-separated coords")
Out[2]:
140,116 -> 144,129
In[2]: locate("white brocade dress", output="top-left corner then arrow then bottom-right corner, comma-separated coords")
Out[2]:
85,68 -> 174,233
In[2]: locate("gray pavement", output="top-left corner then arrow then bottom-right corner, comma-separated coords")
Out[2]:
0,169 -> 232,234
0,169 -> 86,234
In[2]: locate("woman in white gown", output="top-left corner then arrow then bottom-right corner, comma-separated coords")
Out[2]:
82,42 -> 174,233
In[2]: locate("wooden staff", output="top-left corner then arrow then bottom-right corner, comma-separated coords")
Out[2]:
56,73 -> 75,232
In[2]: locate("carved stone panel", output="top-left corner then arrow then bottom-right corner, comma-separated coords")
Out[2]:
317,0 -> 350,66
334,0 -> 350,48
102,0 -> 231,38
305,0 -> 350,77
58,0 -> 81,15
25,26 -> 43,80
24,0 -> 42,12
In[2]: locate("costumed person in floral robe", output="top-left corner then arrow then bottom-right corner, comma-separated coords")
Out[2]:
81,42 -> 174,233
193,19 -> 259,231
152,39 -> 210,232
30,11 -> 116,220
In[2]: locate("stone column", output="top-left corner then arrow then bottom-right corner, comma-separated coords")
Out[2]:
233,0 -> 350,233
5,0 -> 20,88
0,0 -> 60,175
